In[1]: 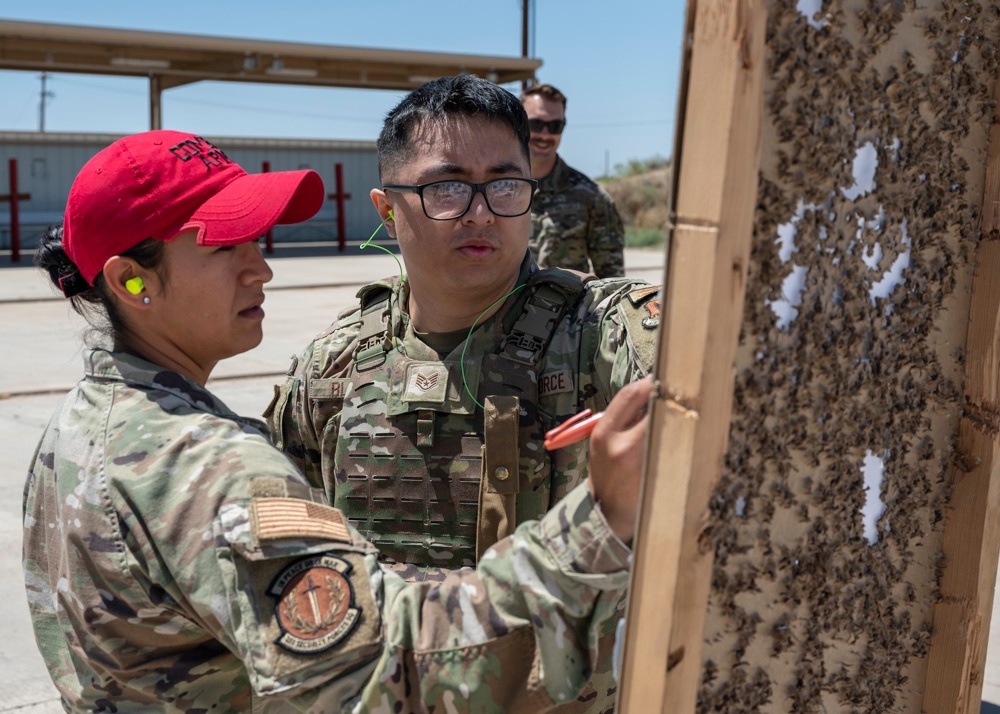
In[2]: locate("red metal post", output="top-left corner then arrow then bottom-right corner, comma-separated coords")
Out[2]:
9,159 -> 21,262
262,161 -> 273,254
334,162 -> 347,252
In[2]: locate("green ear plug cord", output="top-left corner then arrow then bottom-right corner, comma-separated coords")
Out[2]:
363,215 -> 526,409
361,217 -> 403,282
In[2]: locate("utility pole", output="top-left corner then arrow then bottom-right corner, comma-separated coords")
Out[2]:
521,0 -> 533,90
38,72 -> 55,133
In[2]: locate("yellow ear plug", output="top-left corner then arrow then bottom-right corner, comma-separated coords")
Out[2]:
125,277 -> 144,295
387,208 -> 394,221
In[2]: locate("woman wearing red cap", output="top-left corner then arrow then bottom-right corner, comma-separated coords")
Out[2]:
22,130 -> 652,712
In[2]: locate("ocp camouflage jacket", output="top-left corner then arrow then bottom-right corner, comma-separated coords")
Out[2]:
23,349 -> 632,712
529,155 -> 626,278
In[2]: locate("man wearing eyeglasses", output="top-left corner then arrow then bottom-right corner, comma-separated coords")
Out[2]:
269,74 -> 660,712
521,83 -> 626,278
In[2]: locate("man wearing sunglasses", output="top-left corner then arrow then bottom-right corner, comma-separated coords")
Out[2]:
269,74 -> 660,712
521,83 -> 626,278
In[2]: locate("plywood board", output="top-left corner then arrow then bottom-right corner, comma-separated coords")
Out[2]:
617,0 -> 766,709
694,1 -> 1000,711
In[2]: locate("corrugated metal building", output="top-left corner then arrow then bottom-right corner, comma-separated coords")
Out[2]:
0,131 -> 379,250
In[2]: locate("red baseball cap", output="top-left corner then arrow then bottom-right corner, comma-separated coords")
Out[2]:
63,130 -> 325,286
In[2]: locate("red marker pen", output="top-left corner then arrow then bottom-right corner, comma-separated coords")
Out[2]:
544,409 -> 604,450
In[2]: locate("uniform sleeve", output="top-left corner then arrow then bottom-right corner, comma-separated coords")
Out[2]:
592,283 -> 662,403
586,187 -> 626,279
118,420 -> 629,712
359,481 -> 630,711
266,317 -> 360,490
265,341 -> 322,483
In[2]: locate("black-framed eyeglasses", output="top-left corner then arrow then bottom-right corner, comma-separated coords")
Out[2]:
527,118 -> 566,135
383,178 -> 538,220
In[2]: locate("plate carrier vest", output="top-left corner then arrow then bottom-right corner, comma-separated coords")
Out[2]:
315,269 -> 591,570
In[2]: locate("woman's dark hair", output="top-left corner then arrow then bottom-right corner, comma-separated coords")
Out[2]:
35,223 -> 166,348
376,74 -> 531,182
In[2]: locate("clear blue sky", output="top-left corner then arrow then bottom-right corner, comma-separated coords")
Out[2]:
0,1 -> 685,179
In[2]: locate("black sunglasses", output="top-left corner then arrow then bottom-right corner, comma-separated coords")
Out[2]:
527,118 -> 567,135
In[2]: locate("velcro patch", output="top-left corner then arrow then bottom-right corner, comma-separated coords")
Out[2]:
539,369 -> 574,397
310,378 -> 350,401
626,285 -> 661,306
402,363 -> 449,404
624,285 -> 663,330
269,554 -> 361,654
253,498 -> 352,543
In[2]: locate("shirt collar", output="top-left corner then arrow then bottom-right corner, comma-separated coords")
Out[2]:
82,348 -> 239,418
537,155 -> 569,190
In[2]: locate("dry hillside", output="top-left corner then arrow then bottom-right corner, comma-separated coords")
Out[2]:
601,166 -> 671,231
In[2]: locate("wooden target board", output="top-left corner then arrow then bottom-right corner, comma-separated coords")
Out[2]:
619,1 -> 1000,712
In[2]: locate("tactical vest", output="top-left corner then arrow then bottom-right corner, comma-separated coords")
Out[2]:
317,270 -> 590,570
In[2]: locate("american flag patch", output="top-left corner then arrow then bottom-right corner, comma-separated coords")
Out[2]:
252,498 -> 352,543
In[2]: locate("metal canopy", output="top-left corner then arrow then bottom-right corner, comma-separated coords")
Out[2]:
0,19 -> 541,128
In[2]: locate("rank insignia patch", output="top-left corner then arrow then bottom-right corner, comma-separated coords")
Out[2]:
269,554 -> 361,654
403,363 -> 449,403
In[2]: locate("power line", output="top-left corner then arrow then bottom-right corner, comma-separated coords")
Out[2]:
169,95 -> 381,125
51,75 -> 385,125
572,119 -> 670,129
8,91 -> 36,126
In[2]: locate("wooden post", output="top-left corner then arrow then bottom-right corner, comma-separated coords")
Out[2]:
1,159 -> 31,263
922,75 -> 1000,714
149,74 -> 162,131
616,0 -> 766,710
328,162 -> 351,253
10,158 -> 20,262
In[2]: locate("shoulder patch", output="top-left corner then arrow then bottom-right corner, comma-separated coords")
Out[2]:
252,498 -> 352,543
269,554 -> 361,654
626,285 -> 661,307
618,288 -> 662,373
641,297 -> 661,329
625,286 -> 662,329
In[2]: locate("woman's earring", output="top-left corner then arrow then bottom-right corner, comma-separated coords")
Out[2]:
142,296 -> 151,304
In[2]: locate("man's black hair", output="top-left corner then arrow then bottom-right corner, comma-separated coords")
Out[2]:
377,74 -> 531,182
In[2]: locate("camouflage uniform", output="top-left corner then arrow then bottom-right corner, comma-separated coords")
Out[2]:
529,156 -> 626,278
23,349 -> 633,712
269,255 -> 661,712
